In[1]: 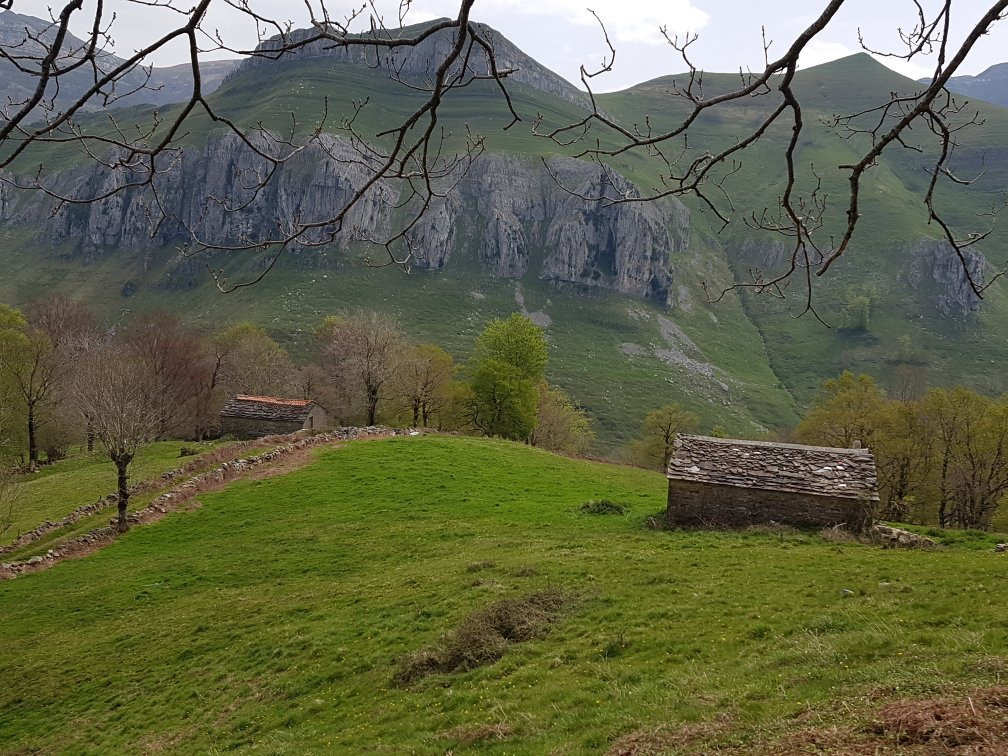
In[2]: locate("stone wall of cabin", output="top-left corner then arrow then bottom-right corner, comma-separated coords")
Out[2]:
666,479 -> 874,532
220,416 -> 308,440
305,405 -> 328,432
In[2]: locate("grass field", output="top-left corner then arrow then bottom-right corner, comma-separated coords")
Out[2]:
1,440 -> 239,564
2,435 -> 1007,753
5,441 -> 225,538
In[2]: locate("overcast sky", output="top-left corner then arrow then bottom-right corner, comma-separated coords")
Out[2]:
15,0 -> 1008,90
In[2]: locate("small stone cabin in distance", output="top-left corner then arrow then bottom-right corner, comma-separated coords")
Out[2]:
667,434 -> 879,532
219,395 -> 327,439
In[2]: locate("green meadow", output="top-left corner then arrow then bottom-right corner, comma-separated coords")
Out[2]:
2,435 -> 1006,753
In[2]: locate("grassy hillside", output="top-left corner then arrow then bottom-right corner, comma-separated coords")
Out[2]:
2,435 -> 1007,753
0,228 -> 798,446
599,54 -> 1008,403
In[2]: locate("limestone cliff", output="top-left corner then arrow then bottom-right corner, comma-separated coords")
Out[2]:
900,238 -> 985,317
2,132 -> 688,304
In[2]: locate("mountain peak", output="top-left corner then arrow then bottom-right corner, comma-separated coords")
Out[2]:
229,18 -> 590,110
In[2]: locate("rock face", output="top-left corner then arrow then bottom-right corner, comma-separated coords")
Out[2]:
3,132 -> 689,304
941,62 -> 1008,107
901,238 -> 985,317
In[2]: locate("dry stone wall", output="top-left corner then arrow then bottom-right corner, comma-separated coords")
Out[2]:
0,426 -> 415,579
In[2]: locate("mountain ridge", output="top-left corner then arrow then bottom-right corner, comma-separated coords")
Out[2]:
0,10 -> 239,111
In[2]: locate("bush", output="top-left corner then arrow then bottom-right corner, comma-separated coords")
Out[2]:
579,499 -> 627,515
43,443 -> 69,463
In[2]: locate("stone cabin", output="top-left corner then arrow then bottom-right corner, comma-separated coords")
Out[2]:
666,434 -> 879,532
219,395 -> 327,439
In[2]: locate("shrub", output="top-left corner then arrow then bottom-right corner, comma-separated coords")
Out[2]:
579,499 -> 627,515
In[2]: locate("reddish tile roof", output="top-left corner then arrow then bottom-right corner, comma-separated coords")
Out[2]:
667,434 -> 879,501
235,395 -> 312,407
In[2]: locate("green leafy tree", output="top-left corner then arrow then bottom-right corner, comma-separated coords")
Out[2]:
796,371 -> 886,449
474,313 -> 547,381
0,297 -> 95,468
919,388 -> 1008,530
465,359 -> 539,440
465,315 -> 548,440
872,397 -> 930,522
0,400 -> 20,535
842,295 -> 871,332
630,403 -> 699,471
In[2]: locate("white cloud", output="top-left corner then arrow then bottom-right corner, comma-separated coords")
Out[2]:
798,39 -> 855,68
871,55 -> 935,82
407,0 -> 708,45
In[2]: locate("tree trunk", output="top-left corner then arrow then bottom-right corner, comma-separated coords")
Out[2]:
27,403 -> 37,469
412,400 -> 420,428
86,426 -> 95,453
113,453 -> 133,532
938,452 -> 950,529
367,387 -> 378,426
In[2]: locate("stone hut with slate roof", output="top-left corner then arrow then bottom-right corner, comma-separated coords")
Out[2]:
219,395 -> 327,439
666,434 -> 879,532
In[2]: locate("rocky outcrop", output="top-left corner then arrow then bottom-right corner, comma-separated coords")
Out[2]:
901,238 -> 985,317
3,132 -> 690,304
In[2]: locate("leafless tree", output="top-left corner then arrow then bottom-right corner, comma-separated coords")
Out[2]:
123,312 -> 209,438
535,1 -> 1008,319
69,331 -> 193,531
393,344 -> 457,427
320,311 -> 405,425
529,382 -> 595,455
0,1 -> 1005,310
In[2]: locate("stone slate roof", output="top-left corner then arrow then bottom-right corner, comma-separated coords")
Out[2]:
220,395 -> 315,423
667,434 -> 879,501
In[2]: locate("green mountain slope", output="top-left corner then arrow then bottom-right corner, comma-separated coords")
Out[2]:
1,28 -> 1007,445
3,435 -> 1007,752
